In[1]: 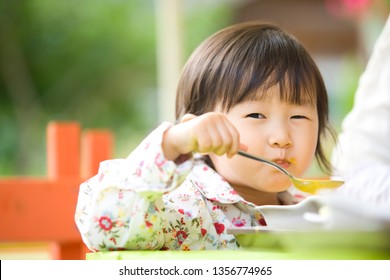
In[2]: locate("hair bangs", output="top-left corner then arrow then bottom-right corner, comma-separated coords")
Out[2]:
217,28 -> 319,113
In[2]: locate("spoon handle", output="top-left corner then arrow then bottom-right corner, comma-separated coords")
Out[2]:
237,150 -> 293,178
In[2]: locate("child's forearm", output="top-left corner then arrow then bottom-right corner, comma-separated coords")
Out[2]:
162,123 -> 195,162
162,125 -> 183,161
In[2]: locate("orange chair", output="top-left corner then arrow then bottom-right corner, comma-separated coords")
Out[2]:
0,121 -> 113,259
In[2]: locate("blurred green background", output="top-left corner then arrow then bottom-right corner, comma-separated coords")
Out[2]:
0,0 -> 232,176
0,0 -> 389,177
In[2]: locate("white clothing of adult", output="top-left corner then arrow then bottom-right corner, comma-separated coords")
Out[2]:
331,15 -> 390,207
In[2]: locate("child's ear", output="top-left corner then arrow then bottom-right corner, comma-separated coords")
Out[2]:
180,113 -> 197,124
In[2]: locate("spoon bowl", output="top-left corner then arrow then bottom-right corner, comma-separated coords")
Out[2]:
237,150 -> 344,194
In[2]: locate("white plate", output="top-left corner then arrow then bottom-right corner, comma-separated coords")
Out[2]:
253,195 -> 390,231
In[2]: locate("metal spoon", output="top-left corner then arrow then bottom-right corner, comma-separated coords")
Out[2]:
237,150 -> 344,194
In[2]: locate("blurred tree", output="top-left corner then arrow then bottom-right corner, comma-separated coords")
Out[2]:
0,0 -> 233,175
0,0 -> 158,175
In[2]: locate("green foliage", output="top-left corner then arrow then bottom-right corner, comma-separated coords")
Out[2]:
0,0 -> 233,175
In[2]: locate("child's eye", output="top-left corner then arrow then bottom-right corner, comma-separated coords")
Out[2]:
291,115 -> 308,120
246,113 -> 266,119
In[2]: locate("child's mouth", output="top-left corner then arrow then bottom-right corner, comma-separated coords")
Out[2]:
272,158 -> 295,169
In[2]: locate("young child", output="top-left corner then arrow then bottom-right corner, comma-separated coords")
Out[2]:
75,22 -> 333,251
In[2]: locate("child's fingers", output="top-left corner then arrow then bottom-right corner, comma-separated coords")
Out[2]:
191,117 -> 226,155
223,120 -> 240,158
181,112 -> 241,156
208,117 -> 240,157
197,125 -> 223,154
212,122 -> 236,157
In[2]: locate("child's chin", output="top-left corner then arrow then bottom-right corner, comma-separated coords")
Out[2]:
270,180 -> 292,192
254,182 -> 290,193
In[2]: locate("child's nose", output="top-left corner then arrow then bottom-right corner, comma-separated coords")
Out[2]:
268,126 -> 292,148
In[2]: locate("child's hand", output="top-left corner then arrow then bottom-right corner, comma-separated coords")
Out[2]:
162,113 -> 240,161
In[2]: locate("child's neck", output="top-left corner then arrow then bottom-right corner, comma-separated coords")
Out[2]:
233,185 -> 281,206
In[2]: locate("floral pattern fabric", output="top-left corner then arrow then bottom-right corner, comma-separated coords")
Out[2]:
75,122 -> 303,251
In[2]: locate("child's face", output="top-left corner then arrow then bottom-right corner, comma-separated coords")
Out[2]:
209,85 -> 319,197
